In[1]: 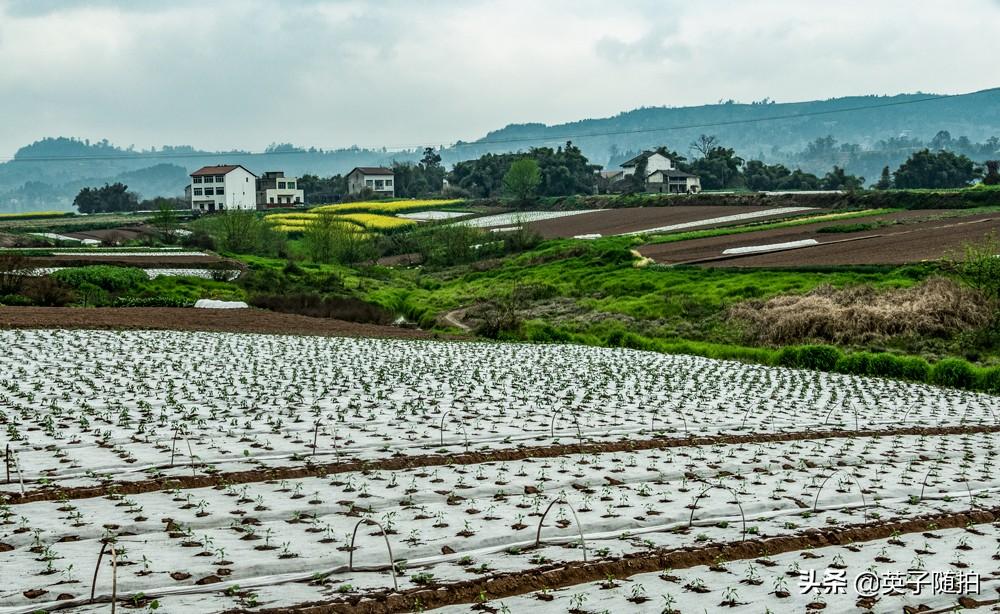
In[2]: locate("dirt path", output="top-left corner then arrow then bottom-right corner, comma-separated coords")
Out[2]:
441,307 -> 472,332
0,307 -> 443,339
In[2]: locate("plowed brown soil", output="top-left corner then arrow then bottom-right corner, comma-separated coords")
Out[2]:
526,205 -> 821,238
638,211 -> 999,266
0,307 -> 440,339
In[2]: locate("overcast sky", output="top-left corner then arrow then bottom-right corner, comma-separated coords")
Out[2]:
1,0 -> 998,157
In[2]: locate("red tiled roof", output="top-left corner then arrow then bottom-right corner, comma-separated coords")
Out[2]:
349,167 -> 394,176
191,164 -> 257,177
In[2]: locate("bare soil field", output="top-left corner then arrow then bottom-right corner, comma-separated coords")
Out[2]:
61,225 -> 155,242
525,205 -> 820,238
0,306 -> 441,338
639,210 -> 999,265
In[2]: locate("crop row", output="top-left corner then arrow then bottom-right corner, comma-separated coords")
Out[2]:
3,431 -> 998,611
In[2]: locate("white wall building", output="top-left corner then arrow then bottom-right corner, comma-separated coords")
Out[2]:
347,167 -> 395,197
620,151 -> 675,177
190,165 -> 258,212
256,171 -> 304,208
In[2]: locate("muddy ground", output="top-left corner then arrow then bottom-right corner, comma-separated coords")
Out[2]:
638,210 -> 999,266
524,205 -> 822,238
0,307 -> 443,339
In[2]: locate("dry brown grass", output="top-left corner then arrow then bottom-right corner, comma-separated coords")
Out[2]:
728,276 -> 992,345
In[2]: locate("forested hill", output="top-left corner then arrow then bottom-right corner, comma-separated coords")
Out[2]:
2,89 -> 999,212
460,90 -> 1000,166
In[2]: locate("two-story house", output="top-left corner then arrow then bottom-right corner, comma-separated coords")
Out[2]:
620,150 -> 702,194
189,165 -> 258,212
347,167 -> 395,197
256,171 -> 304,208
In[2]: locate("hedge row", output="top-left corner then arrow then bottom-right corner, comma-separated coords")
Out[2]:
519,322 -> 1000,394
777,344 -> 1000,392
477,186 -> 1000,212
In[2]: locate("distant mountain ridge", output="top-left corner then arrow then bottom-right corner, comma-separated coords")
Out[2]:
2,89 -> 999,212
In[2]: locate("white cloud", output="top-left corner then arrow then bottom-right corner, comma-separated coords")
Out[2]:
0,0 -> 997,155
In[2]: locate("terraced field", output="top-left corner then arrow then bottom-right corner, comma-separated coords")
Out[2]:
1,330 -> 998,613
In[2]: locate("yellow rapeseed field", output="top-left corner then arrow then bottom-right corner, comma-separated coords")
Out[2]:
264,211 -> 413,233
311,199 -> 463,214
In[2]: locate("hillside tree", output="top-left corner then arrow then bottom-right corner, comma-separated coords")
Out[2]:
893,149 -> 981,189
502,158 -> 541,204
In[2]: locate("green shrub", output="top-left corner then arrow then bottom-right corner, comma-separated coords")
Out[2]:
775,346 -> 801,368
0,294 -> 33,306
834,352 -> 876,376
776,345 -> 842,371
978,366 -> 1000,393
897,356 -> 931,382
522,321 -> 573,344
796,345 -> 843,371
929,358 -> 977,389
51,266 -> 146,292
868,352 -> 904,378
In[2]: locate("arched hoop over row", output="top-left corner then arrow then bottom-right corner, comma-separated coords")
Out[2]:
348,519 -> 398,591
550,410 -> 584,444
90,540 -> 119,612
687,484 -> 747,541
822,401 -> 860,432
438,410 -> 470,450
651,406 -> 688,436
918,465 -> 977,509
535,497 -> 588,562
812,469 -> 869,521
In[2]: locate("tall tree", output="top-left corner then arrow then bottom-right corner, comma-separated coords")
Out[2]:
873,166 -> 893,190
893,149 -> 981,189
73,183 -> 139,213
983,160 -> 1000,186
819,166 -> 864,191
690,134 -> 718,159
502,158 -> 541,204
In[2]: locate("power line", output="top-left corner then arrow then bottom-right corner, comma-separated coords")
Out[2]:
4,87 -> 998,164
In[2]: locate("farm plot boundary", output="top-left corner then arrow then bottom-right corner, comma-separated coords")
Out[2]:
245,507 -> 1000,614
9,423 -> 1000,505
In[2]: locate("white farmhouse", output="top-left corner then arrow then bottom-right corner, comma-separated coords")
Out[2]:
347,167 -> 395,197
256,171 -> 305,208
190,165 -> 258,212
620,150 -> 676,177
609,150 -> 702,194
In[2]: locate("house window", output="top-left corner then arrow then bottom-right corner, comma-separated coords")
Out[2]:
288,181 -> 295,189
375,180 -> 384,189
216,187 -> 224,195
366,179 -> 374,187
277,181 -> 286,189
193,188 -> 203,196
193,177 -> 202,184
215,175 -> 225,182
269,197 -> 275,204
204,187 -> 214,196
385,180 -> 393,187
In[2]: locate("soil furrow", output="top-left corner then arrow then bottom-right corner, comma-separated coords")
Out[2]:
6,423 -> 999,505
244,506 -> 1000,613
